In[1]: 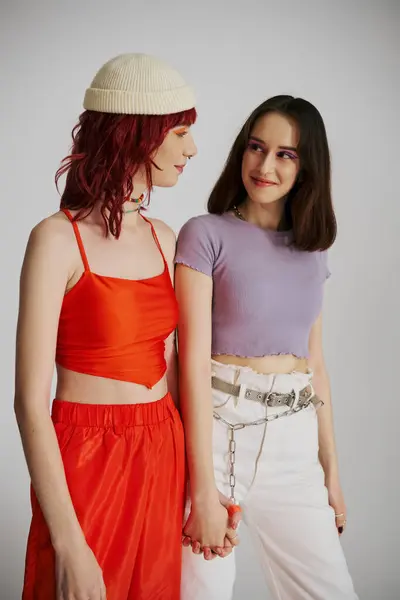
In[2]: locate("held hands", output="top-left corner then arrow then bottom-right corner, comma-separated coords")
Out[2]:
182,490 -> 242,560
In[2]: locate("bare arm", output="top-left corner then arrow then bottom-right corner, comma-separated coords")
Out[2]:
14,218 -> 86,551
309,313 -> 346,532
308,313 -> 339,481
15,217 -> 106,597
176,264 -> 235,554
175,264 -> 217,501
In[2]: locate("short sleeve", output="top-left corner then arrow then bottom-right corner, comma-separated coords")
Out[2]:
175,217 -> 216,277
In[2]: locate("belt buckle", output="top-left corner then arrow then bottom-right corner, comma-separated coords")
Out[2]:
267,390 -> 296,408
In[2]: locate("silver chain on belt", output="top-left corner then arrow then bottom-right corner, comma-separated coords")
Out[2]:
213,397 -> 316,503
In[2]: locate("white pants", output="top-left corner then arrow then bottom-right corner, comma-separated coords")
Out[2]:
181,360 -> 358,600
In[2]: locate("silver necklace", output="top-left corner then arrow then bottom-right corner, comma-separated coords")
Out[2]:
232,204 -> 289,237
232,205 -> 246,221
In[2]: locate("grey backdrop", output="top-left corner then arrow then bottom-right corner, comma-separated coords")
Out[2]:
1,0 -> 399,598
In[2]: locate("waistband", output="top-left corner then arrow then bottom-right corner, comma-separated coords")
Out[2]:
211,359 -> 312,394
51,392 -> 175,427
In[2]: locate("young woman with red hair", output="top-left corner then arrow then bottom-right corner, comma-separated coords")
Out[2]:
15,53 -> 197,600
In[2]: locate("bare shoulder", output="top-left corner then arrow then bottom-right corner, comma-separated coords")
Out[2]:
24,211 -> 76,267
148,217 -> 176,258
148,217 -> 176,241
29,210 -> 71,241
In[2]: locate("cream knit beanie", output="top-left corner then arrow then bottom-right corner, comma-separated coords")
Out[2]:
83,53 -> 195,116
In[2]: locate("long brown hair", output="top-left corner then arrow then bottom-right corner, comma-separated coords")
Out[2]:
207,96 -> 336,251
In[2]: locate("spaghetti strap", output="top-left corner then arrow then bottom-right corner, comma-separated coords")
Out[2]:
61,208 -> 90,272
140,213 -> 168,265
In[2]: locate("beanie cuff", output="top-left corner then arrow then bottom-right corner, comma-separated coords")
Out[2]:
83,85 -> 196,115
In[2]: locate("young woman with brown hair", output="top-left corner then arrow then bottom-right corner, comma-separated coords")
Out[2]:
175,95 -> 358,599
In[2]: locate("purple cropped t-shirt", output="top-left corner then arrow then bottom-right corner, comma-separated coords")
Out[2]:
174,212 -> 330,359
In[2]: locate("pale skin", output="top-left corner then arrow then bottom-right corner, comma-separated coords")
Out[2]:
14,124 -> 197,599
176,111 -> 346,560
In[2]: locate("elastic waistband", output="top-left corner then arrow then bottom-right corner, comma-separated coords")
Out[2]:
51,393 -> 176,427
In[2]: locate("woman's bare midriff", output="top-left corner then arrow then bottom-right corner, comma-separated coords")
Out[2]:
211,354 -> 308,375
55,365 -> 169,405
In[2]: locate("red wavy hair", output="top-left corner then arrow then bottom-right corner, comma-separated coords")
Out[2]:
56,108 -> 197,237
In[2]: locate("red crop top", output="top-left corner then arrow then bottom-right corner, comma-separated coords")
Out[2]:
56,209 -> 178,388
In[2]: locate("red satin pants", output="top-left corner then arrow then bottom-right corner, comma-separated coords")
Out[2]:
22,393 -> 185,599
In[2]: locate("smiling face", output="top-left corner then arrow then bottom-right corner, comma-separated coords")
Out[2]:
241,111 -> 300,207
150,124 -> 198,187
